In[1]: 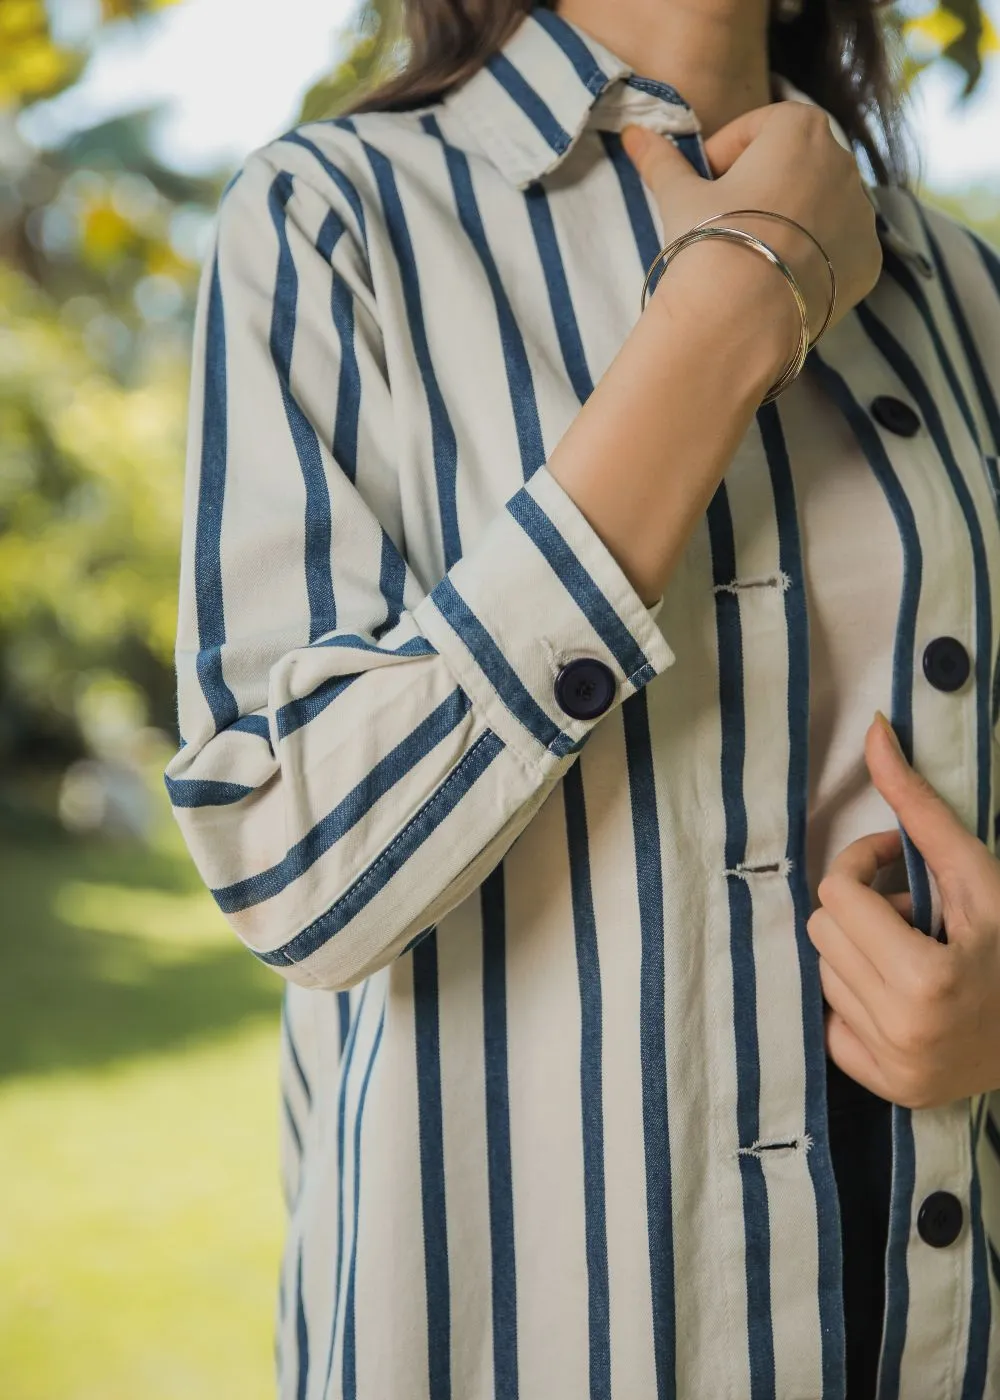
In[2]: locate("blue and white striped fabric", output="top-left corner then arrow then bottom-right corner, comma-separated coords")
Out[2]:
166,7 -> 1000,1396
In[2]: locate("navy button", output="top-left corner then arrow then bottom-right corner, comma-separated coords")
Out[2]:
871,395 -> 921,437
922,636 -> 970,692
554,658 -> 617,720
917,1191 -> 963,1247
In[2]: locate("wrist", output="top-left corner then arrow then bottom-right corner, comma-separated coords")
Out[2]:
647,238 -> 805,401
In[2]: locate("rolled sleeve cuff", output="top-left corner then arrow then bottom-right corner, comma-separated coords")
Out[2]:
412,462 -> 677,774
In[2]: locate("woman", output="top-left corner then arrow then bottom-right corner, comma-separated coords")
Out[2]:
165,0 -> 1000,1396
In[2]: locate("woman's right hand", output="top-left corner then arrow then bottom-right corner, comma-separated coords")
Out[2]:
621,99 -> 884,346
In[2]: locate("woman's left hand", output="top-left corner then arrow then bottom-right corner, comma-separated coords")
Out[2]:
806,709 -> 1000,1109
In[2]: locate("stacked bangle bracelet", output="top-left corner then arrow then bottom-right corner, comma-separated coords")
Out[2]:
639,208 -> 837,406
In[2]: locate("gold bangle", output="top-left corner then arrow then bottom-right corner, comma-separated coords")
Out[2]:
640,224 -> 810,405
688,208 -> 837,348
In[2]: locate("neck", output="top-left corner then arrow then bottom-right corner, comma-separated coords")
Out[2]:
553,0 -> 775,140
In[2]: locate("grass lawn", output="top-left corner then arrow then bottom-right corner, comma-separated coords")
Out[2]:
0,774 -> 287,1399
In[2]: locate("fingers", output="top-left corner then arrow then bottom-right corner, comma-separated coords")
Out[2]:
821,827 -> 903,890
700,104 -> 775,177
621,124 -> 696,193
815,871 -> 939,987
808,903 -> 887,1017
818,956 -> 883,1050
885,890 -> 914,922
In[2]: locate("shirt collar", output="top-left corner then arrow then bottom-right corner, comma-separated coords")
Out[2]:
442,6 -> 930,273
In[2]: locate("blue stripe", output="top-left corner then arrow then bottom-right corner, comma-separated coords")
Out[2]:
277,128 -> 369,247
215,687 -> 474,914
966,228 -> 1000,449
258,729 -> 505,968
868,254 -> 1000,1391
343,118 -> 463,570
313,631 -> 435,656
709,457 -> 776,1398
485,51 -> 571,156
395,128 -> 658,748
323,981 -> 369,1395
985,452 -> 1000,533
421,114 -> 545,477
274,638 -> 434,742
267,170 -> 336,644
671,133 -> 707,170
563,760 -> 611,1399
974,1087 -> 989,1152
193,252 -> 239,732
376,529 -> 408,639
253,726 -> 504,966
277,672 -> 358,741
506,487 -> 656,679
429,576 -> 576,758
610,139 -> 675,1400
962,1101 -> 992,1399
528,175 -> 611,1396
759,402 -> 829,1394
413,932 -> 452,1400
164,775 -> 253,808
911,202 -> 1000,455
869,254 -> 997,1394
401,925 -> 436,955
316,207 -> 363,502
856,299 -> 992,851
230,713 -> 271,741
804,341 -> 928,1400
524,182 -> 592,401
986,1108 -> 1000,1161
295,1242 -> 309,1400
481,865 -> 519,1400
622,690 -> 674,1400
283,993 -> 313,1107
880,240 -> 983,458
980,453 -> 997,733
968,226 -> 1000,300
532,7 -> 614,95
624,74 -> 689,106
220,168 -> 243,201
337,990 -> 351,1056
342,999 -> 386,1400
283,1088 -> 304,1158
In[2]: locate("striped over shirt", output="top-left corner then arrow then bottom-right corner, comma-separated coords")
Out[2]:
165,7 -> 1000,1397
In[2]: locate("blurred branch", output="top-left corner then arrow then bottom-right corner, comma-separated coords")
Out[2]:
298,0 -> 406,121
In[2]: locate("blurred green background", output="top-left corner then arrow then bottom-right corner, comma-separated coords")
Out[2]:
0,1 -> 998,1396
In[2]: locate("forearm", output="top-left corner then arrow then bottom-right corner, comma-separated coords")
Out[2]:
547,240 -> 799,605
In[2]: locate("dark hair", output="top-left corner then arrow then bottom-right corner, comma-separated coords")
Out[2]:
337,0 -> 913,187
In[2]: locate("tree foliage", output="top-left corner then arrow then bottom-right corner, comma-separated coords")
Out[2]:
0,0 -> 997,816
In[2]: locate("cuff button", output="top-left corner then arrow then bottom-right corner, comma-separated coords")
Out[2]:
554,658 -> 617,720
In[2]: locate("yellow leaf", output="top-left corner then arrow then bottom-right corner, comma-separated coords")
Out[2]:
902,8 -> 966,48
0,0 -> 48,38
101,0 -> 184,16
145,242 -> 191,277
81,202 -> 135,264
0,38 -> 79,104
902,4 -> 1000,52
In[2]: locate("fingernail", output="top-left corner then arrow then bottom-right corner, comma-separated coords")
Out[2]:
874,709 -> 908,764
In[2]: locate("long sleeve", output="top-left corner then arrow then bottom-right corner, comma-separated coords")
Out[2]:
165,145 -> 677,991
